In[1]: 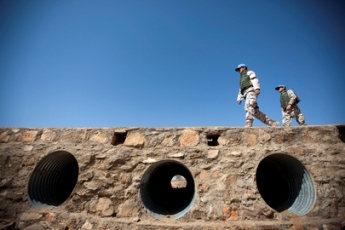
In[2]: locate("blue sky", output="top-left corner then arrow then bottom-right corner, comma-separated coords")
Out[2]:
1,0 -> 344,128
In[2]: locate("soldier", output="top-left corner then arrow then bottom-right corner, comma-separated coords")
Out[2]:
275,85 -> 306,127
236,64 -> 279,127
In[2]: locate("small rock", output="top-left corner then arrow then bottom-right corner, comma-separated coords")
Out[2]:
167,153 -> 184,158
45,213 -> 56,223
207,150 -> 219,159
142,158 -> 156,163
81,220 -> 93,230
19,213 -> 42,221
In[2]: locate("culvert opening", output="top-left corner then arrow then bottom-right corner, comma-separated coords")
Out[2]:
112,131 -> 127,145
140,160 -> 195,219
336,125 -> 345,143
256,154 -> 315,216
27,151 -> 79,209
207,134 -> 219,146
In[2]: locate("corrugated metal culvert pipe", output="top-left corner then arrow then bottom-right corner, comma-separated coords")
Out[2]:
256,154 -> 315,216
27,151 -> 79,209
140,160 -> 196,219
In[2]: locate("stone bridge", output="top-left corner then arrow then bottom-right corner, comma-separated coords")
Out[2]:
0,125 -> 345,229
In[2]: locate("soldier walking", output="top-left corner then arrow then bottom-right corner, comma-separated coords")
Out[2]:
236,64 -> 279,127
275,85 -> 306,127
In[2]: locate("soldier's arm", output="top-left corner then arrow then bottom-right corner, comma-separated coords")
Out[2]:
247,71 -> 260,90
237,89 -> 244,103
287,90 -> 297,105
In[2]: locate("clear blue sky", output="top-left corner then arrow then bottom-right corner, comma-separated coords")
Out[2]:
1,0 -> 344,128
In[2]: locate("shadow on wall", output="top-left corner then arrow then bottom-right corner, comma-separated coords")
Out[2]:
336,125 -> 345,143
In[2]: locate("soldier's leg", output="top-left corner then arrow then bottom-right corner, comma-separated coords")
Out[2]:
282,109 -> 292,127
244,91 -> 256,126
248,92 -> 278,126
292,105 -> 306,126
254,108 -> 279,126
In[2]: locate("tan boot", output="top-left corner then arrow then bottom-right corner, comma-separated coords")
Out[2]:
245,121 -> 253,127
268,121 -> 279,127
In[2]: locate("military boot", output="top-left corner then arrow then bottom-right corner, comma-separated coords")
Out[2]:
268,121 -> 279,127
245,121 -> 253,127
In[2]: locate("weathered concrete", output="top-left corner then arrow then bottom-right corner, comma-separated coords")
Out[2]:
0,125 -> 345,229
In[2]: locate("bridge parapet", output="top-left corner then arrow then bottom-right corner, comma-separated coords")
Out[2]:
0,125 -> 344,229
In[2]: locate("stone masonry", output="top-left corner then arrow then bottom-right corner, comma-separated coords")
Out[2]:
0,125 -> 345,230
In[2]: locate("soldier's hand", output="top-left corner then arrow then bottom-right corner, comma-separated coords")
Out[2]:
286,105 -> 292,110
255,89 -> 260,96
237,100 -> 242,105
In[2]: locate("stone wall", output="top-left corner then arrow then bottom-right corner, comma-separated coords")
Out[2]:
0,125 -> 345,230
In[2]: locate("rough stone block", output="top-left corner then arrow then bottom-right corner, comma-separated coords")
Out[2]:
179,129 -> 199,146
124,132 -> 146,148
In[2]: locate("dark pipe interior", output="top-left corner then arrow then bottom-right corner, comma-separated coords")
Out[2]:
28,151 -> 79,209
140,160 -> 195,216
256,154 -> 304,212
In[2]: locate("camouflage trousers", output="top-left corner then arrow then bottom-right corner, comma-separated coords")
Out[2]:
244,91 -> 275,124
282,104 -> 305,127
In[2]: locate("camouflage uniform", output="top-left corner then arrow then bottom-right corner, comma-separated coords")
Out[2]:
280,89 -> 306,127
237,70 -> 278,126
